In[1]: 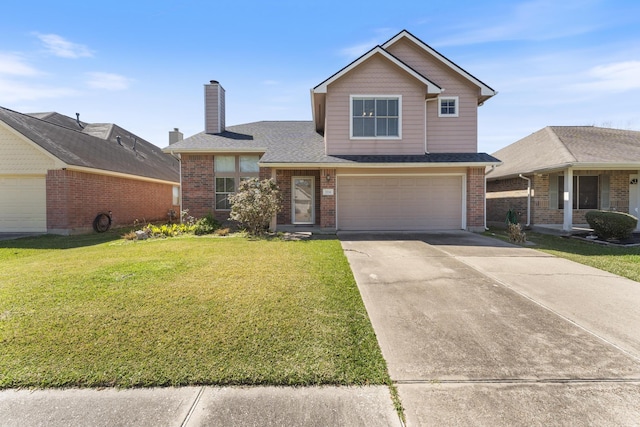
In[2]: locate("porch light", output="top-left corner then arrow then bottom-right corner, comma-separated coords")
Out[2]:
326,174 -> 331,182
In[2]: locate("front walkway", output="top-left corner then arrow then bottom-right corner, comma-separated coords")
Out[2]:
340,231 -> 640,425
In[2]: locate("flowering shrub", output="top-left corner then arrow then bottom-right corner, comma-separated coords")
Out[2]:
228,178 -> 282,235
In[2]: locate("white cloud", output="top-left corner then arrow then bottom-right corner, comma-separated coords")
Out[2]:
0,77 -> 79,102
570,61 -> 640,92
434,0 -> 603,46
36,33 -> 93,58
339,28 -> 397,59
0,53 -> 40,76
85,72 -> 132,90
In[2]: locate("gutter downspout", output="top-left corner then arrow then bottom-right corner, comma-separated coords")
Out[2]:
518,174 -> 531,227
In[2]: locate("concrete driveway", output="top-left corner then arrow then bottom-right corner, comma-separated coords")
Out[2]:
340,231 -> 640,426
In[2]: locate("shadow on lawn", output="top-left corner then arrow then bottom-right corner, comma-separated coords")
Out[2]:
0,230 -> 124,250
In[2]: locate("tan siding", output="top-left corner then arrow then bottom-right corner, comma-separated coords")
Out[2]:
0,176 -> 46,232
0,125 -> 56,174
325,55 -> 426,155
387,38 -> 479,153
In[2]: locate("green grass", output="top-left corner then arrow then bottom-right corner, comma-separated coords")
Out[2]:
486,228 -> 640,282
0,233 -> 389,388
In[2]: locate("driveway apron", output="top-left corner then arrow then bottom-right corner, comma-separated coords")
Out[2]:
340,231 -> 640,426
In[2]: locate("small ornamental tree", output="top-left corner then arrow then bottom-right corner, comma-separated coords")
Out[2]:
228,178 -> 282,235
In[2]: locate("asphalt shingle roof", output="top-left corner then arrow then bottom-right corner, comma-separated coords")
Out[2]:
488,126 -> 640,179
165,121 -> 499,165
1,107 -> 179,183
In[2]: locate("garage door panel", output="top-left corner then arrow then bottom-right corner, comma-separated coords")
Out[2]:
338,175 -> 463,231
0,177 -> 46,232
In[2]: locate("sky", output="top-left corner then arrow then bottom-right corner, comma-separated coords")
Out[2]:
1,0 -> 639,154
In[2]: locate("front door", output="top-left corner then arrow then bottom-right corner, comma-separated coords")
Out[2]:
293,177 -> 314,224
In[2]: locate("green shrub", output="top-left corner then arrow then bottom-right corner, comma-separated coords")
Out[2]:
585,210 -> 637,240
193,213 -> 220,235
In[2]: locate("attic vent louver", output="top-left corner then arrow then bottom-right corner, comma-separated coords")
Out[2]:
75,113 -> 84,129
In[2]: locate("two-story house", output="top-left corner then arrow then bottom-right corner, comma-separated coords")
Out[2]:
165,30 -> 499,232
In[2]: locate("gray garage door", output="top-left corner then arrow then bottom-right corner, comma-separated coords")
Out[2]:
337,175 -> 463,231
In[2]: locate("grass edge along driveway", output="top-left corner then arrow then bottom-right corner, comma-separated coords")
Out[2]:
486,228 -> 640,283
0,234 -> 389,389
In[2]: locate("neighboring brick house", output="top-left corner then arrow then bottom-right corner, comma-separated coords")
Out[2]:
165,30 -> 499,232
0,107 -> 180,234
486,126 -> 640,231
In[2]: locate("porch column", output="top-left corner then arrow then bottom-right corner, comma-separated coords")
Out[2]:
563,167 -> 573,231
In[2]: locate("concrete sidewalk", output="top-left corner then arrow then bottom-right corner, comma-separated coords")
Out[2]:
340,231 -> 640,426
0,386 -> 401,427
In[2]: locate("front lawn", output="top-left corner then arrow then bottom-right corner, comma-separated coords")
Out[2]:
0,234 -> 388,388
487,228 -> 640,282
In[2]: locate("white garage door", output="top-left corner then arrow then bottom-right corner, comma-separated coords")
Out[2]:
0,176 -> 46,232
338,175 -> 463,231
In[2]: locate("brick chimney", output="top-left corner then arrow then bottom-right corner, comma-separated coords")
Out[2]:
169,128 -> 183,145
205,80 -> 225,134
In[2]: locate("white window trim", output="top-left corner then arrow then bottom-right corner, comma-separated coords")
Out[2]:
349,95 -> 402,140
438,96 -> 459,118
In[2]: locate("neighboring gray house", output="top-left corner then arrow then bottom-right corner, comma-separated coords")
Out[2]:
486,126 -> 640,231
0,107 -> 180,234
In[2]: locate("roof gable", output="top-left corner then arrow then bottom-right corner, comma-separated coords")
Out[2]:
313,46 -> 442,95
382,30 -> 496,98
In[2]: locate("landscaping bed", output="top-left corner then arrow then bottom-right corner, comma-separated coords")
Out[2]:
0,233 -> 389,388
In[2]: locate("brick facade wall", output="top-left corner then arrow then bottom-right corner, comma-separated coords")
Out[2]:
320,168 -> 336,229
46,169 -> 177,234
466,167 -> 486,231
180,154 -> 215,219
486,177 -> 529,224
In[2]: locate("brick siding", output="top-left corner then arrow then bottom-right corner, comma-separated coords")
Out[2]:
466,167 -> 486,231
46,169 -> 177,233
180,154 -> 215,219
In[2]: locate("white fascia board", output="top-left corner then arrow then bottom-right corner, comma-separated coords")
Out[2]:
66,165 -> 179,186
535,162 -> 640,173
259,161 -> 501,169
162,147 -> 267,154
383,31 -> 497,97
313,47 -> 442,95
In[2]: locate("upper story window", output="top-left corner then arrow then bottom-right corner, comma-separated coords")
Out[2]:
351,96 -> 401,138
438,96 -> 459,117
